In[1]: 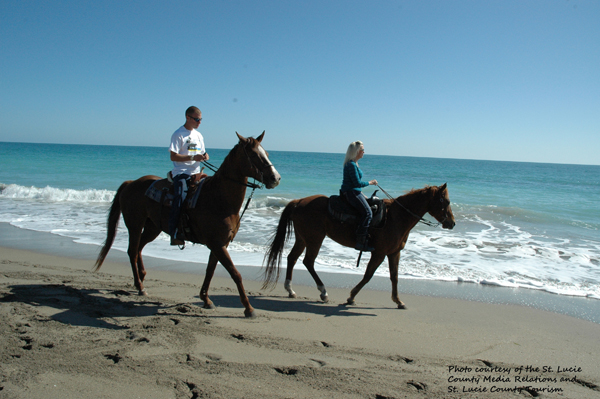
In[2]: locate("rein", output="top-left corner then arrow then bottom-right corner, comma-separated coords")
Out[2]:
204,159 -> 263,190
376,184 -> 440,228
202,160 -> 219,173
205,159 -> 260,188
204,147 -> 266,190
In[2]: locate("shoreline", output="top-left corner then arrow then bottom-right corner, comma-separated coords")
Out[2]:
1,222 -> 598,324
2,224 -> 600,397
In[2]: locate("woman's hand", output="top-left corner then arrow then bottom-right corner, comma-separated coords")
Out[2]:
369,179 -> 378,185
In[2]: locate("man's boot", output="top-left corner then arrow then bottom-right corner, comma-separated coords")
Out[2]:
170,222 -> 185,246
170,234 -> 184,246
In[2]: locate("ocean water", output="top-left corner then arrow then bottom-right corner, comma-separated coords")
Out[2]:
1,141 -> 599,300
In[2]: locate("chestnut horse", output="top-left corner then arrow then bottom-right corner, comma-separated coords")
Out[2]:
262,184 -> 455,309
95,132 -> 280,317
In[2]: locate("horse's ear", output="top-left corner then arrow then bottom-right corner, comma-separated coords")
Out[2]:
256,131 -> 265,143
440,183 -> 447,191
236,132 -> 247,142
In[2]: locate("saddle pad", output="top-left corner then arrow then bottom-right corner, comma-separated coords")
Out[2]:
145,179 -> 171,203
328,195 -> 356,222
144,178 -> 206,208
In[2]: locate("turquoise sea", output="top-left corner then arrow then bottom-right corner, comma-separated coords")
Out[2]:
0,141 -> 599,301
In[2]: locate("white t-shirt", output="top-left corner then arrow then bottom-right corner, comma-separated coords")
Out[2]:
169,126 -> 206,176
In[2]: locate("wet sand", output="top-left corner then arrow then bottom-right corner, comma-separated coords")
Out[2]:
1,225 -> 599,398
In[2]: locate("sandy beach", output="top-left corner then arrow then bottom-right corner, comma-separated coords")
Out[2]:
1,229 -> 600,398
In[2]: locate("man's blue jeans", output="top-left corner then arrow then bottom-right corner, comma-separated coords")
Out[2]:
169,173 -> 190,237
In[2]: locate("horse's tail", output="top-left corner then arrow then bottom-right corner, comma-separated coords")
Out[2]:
262,199 -> 298,290
94,181 -> 130,271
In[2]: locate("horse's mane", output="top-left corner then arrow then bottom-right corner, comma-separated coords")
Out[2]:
380,185 -> 433,208
403,185 -> 434,197
214,136 -> 257,175
216,142 -> 242,172
203,137 -> 257,188
199,142 -> 241,190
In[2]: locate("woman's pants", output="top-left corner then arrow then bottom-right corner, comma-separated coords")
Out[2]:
344,190 -> 372,237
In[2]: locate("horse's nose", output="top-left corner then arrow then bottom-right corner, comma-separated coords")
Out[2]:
268,170 -> 281,187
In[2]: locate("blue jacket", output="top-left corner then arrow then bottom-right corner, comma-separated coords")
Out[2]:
340,161 -> 369,193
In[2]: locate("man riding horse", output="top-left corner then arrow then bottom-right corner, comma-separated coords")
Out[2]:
168,106 -> 209,245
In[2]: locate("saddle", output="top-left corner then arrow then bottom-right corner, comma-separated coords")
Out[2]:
327,191 -> 386,228
144,172 -> 208,208
144,173 -> 208,243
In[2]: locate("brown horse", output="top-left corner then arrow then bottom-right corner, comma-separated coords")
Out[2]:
262,184 -> 455,309
95,132 -> 280,317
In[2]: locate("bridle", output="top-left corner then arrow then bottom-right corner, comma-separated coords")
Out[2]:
436,197 -> 451,226
239,139 -> 275,189
202,140 -> 271,190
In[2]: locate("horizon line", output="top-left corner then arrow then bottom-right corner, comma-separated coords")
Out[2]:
1,140 -> 598,167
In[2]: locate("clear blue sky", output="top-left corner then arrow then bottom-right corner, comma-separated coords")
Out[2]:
1,1 -> 598,165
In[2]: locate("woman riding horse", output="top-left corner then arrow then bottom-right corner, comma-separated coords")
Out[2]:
263,184 -> 455,308
340,140 -> 378,252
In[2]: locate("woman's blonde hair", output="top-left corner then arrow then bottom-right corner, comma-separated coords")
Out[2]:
344,140 -> 363,165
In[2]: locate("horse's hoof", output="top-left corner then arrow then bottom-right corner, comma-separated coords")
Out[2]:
397,302 -> 407,310
138,289 -> 148,296
320,294 -> 329,303
345,299 -> 356,306
203,302 -> 216,310
288,293 -> 297,299
244,309 -> 256,318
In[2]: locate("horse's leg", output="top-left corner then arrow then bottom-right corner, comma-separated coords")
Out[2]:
303,242 -> 329,302
387,251 -> 406,309
284,240 -> 306,298
135,221 -> 162,293
199,252 -> 219,310
211,246 -> 255,318
125,225 -> 146,295
346,253 -> 386,305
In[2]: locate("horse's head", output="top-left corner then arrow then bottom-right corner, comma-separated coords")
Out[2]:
236,131 -> 281,189
429,183 -> 455,229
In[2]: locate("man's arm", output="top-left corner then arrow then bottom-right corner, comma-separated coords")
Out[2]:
170,151 -> 209,162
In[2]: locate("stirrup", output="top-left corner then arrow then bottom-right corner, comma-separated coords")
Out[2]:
355,234 -> 374,252
355,243 -> 374,252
